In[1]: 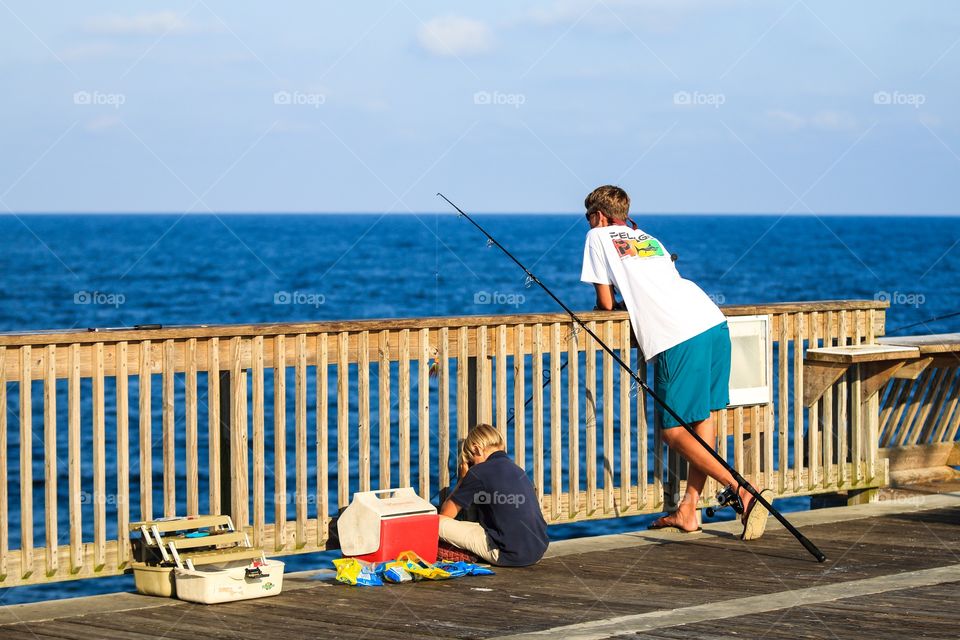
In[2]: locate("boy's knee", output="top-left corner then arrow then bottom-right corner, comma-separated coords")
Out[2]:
661,426 -> 683,445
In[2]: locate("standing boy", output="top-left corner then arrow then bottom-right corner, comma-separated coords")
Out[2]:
439,424 -> 549,565
579,185 -> 768,539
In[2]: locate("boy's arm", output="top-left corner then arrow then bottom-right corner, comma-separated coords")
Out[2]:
594,283 -> 616,310
440,464 -> 481,518
439,472 -> 468,518
439,498 -> 461,518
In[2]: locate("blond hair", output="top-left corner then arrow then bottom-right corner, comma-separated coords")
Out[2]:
584,185 -> 630,222
460,423 -> 505,464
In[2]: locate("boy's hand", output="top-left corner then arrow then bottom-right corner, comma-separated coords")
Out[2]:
458,460 -> 470,478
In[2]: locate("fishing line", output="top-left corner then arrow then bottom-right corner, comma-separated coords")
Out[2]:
886,309 -> 960,334
438,192 -> 826,563
507,362 -> 568,426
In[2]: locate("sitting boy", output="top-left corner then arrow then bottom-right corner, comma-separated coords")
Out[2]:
438,424 -> 549,566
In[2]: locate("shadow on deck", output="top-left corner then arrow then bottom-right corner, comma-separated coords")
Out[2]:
3,481 -> 960,640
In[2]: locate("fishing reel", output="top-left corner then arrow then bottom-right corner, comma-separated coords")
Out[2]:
705,485 -> 743,518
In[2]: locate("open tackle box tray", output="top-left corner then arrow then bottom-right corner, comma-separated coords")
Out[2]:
129,514 -> 284,604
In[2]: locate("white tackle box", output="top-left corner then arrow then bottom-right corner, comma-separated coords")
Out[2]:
128,514 -> 284,604
169,538 -> 285,605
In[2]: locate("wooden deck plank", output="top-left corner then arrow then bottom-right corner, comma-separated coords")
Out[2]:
638,582 -> 960,639
0,628 -> 81,640
23,618 -> 161,639
115,606 -> 304,639
6,504 -> 960,639
214,597 -> 459,639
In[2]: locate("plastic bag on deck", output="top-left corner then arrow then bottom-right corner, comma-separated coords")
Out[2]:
333,550 -> 494,587
332,558 -> 383,586
435,560 -> 495,578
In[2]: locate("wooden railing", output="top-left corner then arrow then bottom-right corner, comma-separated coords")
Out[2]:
0,300 -> 894,588
878,349 -> 960,480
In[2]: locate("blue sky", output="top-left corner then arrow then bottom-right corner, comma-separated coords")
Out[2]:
1,1 -> 958,214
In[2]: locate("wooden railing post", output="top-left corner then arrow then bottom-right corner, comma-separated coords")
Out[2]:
467,356 -> 478,431
218,371 -> 232,520
665,450 -> 683,513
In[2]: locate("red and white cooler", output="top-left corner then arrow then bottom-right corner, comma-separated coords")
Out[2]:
338,488 -> 439,563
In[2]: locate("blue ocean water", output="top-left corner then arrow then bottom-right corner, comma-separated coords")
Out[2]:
3,213 -> 958,332
1,213 -> 958,605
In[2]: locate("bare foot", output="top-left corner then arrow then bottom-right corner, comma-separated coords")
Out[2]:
739,489 -> 755,525
739,488 -> 768,525
649,510 -> 700,533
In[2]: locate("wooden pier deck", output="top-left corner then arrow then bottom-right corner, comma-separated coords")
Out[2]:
3,482 -> 959,640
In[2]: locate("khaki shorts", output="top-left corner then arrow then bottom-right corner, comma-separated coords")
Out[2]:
438,517 -> 500,564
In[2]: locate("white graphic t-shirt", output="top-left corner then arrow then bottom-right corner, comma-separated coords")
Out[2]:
580,225 -> 725,359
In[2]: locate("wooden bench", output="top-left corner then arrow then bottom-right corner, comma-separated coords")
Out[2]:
802,343 -> 929,500
878,333 -> 960,380
874,334 -> 960,481
803,344 -> 920,407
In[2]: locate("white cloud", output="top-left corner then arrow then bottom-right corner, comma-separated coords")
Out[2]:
358,99 -> 390,113
216,52 -> 259,65
521,0 -> 749,32
62,42 -> 122,60
766,109 -> 807,131
766,109 -> 858,132
84,115 -> 122,133
810,110 -> 858,131
272,120 -> 323,134
524,0 -> 587,28
84,11 -> 200,36
417,16 -> 493,57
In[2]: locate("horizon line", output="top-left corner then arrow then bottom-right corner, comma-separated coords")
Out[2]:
5,211 -> 960,217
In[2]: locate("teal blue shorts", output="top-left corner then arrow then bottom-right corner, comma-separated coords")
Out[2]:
654,322 -> 731,429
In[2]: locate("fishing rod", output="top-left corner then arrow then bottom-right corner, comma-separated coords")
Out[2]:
438,192 -> 826,563
507,362 -> 568,426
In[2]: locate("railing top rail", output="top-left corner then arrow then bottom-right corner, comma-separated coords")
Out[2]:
0,299 -> 887,346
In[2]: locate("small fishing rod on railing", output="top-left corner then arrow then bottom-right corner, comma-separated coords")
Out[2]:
438,192 -> 827,563
507,362 -> 566,426
886,309 -> 960,334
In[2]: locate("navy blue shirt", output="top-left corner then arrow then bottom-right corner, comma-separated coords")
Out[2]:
450,451 -> 549,566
